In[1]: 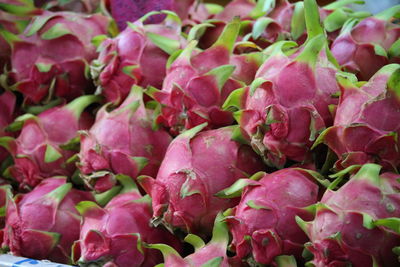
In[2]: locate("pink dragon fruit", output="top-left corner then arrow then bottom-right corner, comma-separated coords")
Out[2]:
78,86 -> 172,193
4,11 -> 109,104
0,95 -> 98,191
314,64 -> 400,171
225,0 -> 340,168
72,175 -> 182,267
146,213 -> 231,267
151,18 -> 242,135
91,11 -> 185,104
108,0 -> 194,30
139,124 -> 265,238
218,168 -> 323,265
296,163 -> 400,267
0,91 -> 16,163
331,5 -> 400,80
2,177 -> 94,264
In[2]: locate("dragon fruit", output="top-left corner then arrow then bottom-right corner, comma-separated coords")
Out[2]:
108,0 -> 194,30
91,11 -> 185,104
331,5 -> 400,80
5,11 -> 109,104
296,163 -> 400,267
314,64 -> 400,171
0,95 -> 98,191
78,86 -> 172,193
0,91 -> 16,163
139,124 -> 265,237
218,168 -> 323,265
151,17 -> 242,135
72,175 -> 182,267
225,0 -> 340,168
146,213 -> 231,267
2,177 -> 94,264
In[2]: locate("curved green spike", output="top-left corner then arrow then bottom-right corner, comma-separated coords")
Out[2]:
6,113 -> 36,132
374,217 -> 400,233
0,2 -> 37,16
94,186 -> 122,207
204,3 -> 224,15
41,23 -> 72,40
263,40 -> 298,58
45,182 -> 72,204
210,212 -> 229,245
295,215 -> 313,236
252,17 -> 276,40
328,165 -> 361,190
295,168 -> 330,188
184,234 -> 205,251
212,16 -> 240,53
66,95 -> 102,119
295,34 -> 326,66
324,8 -> 349,32
304,0 -> 324,41
324,0 -> 365,10
352,164 -> 382,185
275,255 -> 298,267
188,22 -> 215,42
250,0 -> 275,19
76,200 -> 102,216
145,243 -> 181,259
131,157 -> 149,173
205,64 -> 236,91
180,122 -> 208,139
24,98 -> 63,115
222,87 -> 246,111
44,144 -> 63,163
375,5 -> 400,21
26,14 -> 56,36
146,32 -> 180,55
291,2 -> 306,40
389,39 -> 400,58
0,28 -> 21,46
339,18 -> 359,35
116,174 -> 140,195
231,125 -> 248,145
175,40 -> 197,65
215,172 -> 264,199
387,66 -> 400,100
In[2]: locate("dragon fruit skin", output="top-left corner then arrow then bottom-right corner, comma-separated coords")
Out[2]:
225,168 -> 320,265
0,91 -> 16,163
234,38 -> 339,168
315,64 -> 400,171
152,18 -> 243,135
2,177 -> 94,264
0,95 -> 97,191
92,12 -> 185,104
331,6 -> 400,80
7,11 -> 109,104
72,178 -> 182,267
297,164 -> 400,267
139,124 -> 265,237
146,213 -> 230,267
109,0 -> 194,31
224,0 -> 341,168
78,86 -> 172,193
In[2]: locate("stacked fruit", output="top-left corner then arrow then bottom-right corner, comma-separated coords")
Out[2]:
0,0 -> 399,266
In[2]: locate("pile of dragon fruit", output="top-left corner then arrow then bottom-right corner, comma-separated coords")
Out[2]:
0,0 -> 400,266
